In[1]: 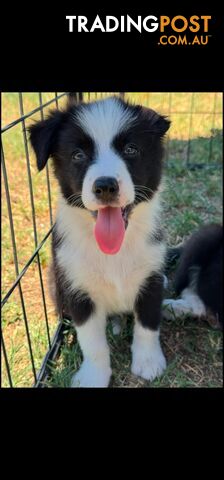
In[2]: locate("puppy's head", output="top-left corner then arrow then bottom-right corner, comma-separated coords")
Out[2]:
29,96 -> 170,253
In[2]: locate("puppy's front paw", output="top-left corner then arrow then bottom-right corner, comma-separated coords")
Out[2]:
131,344 -> 166,382
71,359 -> 111,388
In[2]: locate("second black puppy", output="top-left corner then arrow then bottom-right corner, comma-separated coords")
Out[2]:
163,224 -> 223,328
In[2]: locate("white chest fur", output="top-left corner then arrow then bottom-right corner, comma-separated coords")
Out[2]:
56,194 -> 166,315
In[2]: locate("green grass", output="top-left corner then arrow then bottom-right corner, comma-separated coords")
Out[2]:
46,309 -> 223,389
1,92 -> 223,388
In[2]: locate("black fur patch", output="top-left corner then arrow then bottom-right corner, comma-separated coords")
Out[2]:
28,110 -> 66,171
174,224 -> 222,293
113,104 -> 170,203
50,228 -> 70,318
198,247 -> 222,325
29,106 -> 96,206
134,273 -> 164,330
69,291 -> 95,326
174,224 -> 223,325
51,227 -> 95,325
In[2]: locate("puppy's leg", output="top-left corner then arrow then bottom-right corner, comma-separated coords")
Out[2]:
71,312 -> 111,388
131,273 -> 166,382
163,287 -> 206,320
70,297 -> 111,387
163,298 -> 192,320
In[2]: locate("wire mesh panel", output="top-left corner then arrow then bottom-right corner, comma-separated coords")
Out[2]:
1,93 -> 68,387
1,92 -> 223,388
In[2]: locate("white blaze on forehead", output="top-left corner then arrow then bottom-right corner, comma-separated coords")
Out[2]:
74,97 -> 137,210
75,97 -> 136,148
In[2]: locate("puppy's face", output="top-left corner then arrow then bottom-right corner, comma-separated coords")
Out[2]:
29,96 -> 170,210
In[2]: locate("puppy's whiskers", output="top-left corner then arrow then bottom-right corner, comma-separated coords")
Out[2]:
135,184 -> 156,195
65,193 -> 84,208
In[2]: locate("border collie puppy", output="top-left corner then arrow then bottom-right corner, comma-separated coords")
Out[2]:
163,224 -> 223,329
29,96 -> 170,387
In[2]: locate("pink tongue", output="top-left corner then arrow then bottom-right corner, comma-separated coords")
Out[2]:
94,207 -> 125,254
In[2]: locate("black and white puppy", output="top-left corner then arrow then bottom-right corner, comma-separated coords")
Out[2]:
163,224 -> 223,328
29,96 -> 170,387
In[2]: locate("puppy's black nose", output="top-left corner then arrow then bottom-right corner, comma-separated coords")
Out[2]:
92,177 -> 119,202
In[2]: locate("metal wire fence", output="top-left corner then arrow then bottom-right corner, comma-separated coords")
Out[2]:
1,92 -> 222,388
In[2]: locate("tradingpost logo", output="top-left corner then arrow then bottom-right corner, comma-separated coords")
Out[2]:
66,15 -> 212,46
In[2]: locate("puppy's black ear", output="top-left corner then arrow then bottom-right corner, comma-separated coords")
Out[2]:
151,114 -> 171,136
29,110 -> 66,171
141,107 -> 171,136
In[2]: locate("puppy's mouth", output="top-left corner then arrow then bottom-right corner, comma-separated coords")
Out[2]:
90,204 -> 133,255
91,204 -> 133,228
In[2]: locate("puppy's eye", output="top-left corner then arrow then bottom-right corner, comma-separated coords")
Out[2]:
71,149 -> 87,162
124,144 -> 139,156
